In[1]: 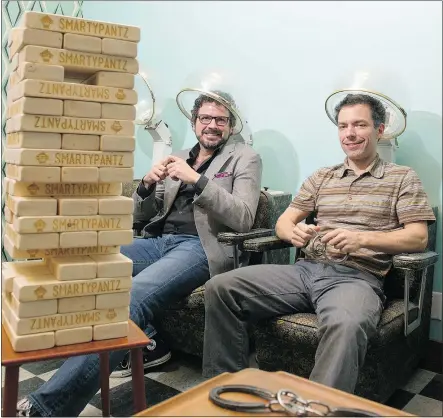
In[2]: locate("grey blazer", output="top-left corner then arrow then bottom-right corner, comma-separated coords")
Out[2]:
132,138 -> 263,277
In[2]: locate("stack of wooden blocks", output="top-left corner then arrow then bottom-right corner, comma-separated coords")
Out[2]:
2,11 -> 141,352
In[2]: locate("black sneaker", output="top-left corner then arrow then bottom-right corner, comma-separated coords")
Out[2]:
17,398 -> 41,417
110,334 -> 171,378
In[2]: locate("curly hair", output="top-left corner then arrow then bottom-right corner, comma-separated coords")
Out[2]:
191,90 -> 237,128
334,93 -> 386,128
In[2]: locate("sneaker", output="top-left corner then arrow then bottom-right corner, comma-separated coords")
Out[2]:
110,334 -> 172,378
17,398 -> 41,417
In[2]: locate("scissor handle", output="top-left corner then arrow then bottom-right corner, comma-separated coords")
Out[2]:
209,385 -> 276,412
310,233 -> 349,263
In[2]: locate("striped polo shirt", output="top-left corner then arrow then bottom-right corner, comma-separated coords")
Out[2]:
290,154 -> 436,278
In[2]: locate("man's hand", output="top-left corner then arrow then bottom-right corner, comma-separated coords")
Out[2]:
166,156 -> 201,184
142,156 -> 174,187
291,223 -> 321,248
321,228 -> 363,253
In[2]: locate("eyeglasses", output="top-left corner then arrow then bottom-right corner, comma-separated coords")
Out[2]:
197,114 -> 230,127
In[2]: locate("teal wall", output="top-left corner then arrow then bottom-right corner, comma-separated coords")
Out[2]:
84,1 -> 442,340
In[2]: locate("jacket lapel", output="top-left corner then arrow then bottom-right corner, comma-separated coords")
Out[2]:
204,140 -> 237,180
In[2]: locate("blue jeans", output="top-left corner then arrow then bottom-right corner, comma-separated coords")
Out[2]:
28,234 -> 209,416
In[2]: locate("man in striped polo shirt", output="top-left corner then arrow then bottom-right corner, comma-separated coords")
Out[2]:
202,93 -> 436,394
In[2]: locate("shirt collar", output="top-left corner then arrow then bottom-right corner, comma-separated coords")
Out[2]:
336,154 -> 385,179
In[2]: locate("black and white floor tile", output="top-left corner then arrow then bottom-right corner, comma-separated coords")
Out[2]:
2,353 -> 442,416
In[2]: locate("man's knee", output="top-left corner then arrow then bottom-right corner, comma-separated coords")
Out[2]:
320,314 -> 378,341
205,271 -> 240,302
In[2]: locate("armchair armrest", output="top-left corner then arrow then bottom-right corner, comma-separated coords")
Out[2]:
392,251 -> 439,337
217,228 -> 274,245
242,235 -> 293,252
392,251 -> 439,270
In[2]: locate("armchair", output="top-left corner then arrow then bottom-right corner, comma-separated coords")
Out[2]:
241,208 -> 439,403
121,181 -> 292,356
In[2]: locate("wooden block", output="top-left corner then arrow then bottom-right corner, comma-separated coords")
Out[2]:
58,197 -> 98,215
47,256 -> 97,281
3,234 -> 119,260
10,53 -> 19,71
2,260 -> 49,273
8,70 -> 21,90
62,134 -> 100,151
7,179 -> 122,197
89,253 -> 132,278
100,135 -> 135,152
102,38 -> 137,58
98,230 -> 134,246
14,61 -> 64,84
8,305 -> 130,335
6,114 -> 135,136
6,194 -> 57,216
95,292 -> 130,309
61,167 -> 99,183
6,164 -> 60,183
2,272 -> 15,294
6,132 -> 62,149
7,97 -> 63,119
14,214 -> 133,234
9,79 -> 138,105
6,223 -> 59,250
9,27 -> 63,58
60,231 -> 98,248
4,206 -> 15,223
55,326 -> 92,346
99,167 -> 134,182
101,103 -> 135,120
93,321 -> 128,340
10,292 -> 58,318
63,100 -> 101,119
20,12 -> 141,42
2,260 -> 50,293
86,71 -> 134,89
4,206 -> 14,224
58,295 -> 95,313
63,33 -> 101,54
2,314 -> 55,352
19,46 -> 139,74
13,274 -> 132,302
5,148 -> 134,168
98,196 -> 133,215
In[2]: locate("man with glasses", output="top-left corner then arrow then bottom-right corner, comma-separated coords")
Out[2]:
18,91 -> 262,417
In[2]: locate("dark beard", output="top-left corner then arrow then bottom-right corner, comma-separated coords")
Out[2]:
197,129 -> 230,150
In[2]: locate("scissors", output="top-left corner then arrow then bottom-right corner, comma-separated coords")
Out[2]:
302,230 -> 349,264
209,385 -> 380,417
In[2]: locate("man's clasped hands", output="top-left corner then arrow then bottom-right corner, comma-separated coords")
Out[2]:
142,156 -> 201,187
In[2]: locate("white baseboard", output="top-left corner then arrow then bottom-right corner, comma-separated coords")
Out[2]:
431,291 -> 442,321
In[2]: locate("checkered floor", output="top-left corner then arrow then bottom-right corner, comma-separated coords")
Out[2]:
2,352 -> 442,416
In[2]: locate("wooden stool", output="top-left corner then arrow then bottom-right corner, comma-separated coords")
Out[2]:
2,320 -> 149,417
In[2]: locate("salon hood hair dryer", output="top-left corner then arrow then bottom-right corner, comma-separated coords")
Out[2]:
175,68 -> 254,146
325,68 -> 409,163
134,70 -> 172,163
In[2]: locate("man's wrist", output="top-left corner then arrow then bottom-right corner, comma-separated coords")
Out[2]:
192,173 -> 201,185
358,231 -> 371,250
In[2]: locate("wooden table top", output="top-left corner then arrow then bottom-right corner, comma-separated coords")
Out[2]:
136,368 -> 412,416
2,320 -> 149,366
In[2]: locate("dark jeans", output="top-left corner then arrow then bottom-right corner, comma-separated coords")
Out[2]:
29,234 -> 209,416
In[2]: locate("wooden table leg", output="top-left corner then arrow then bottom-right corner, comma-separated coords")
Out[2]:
130,347 -> 147,413
99,352 -> 110,417
2,365 -> 20,417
